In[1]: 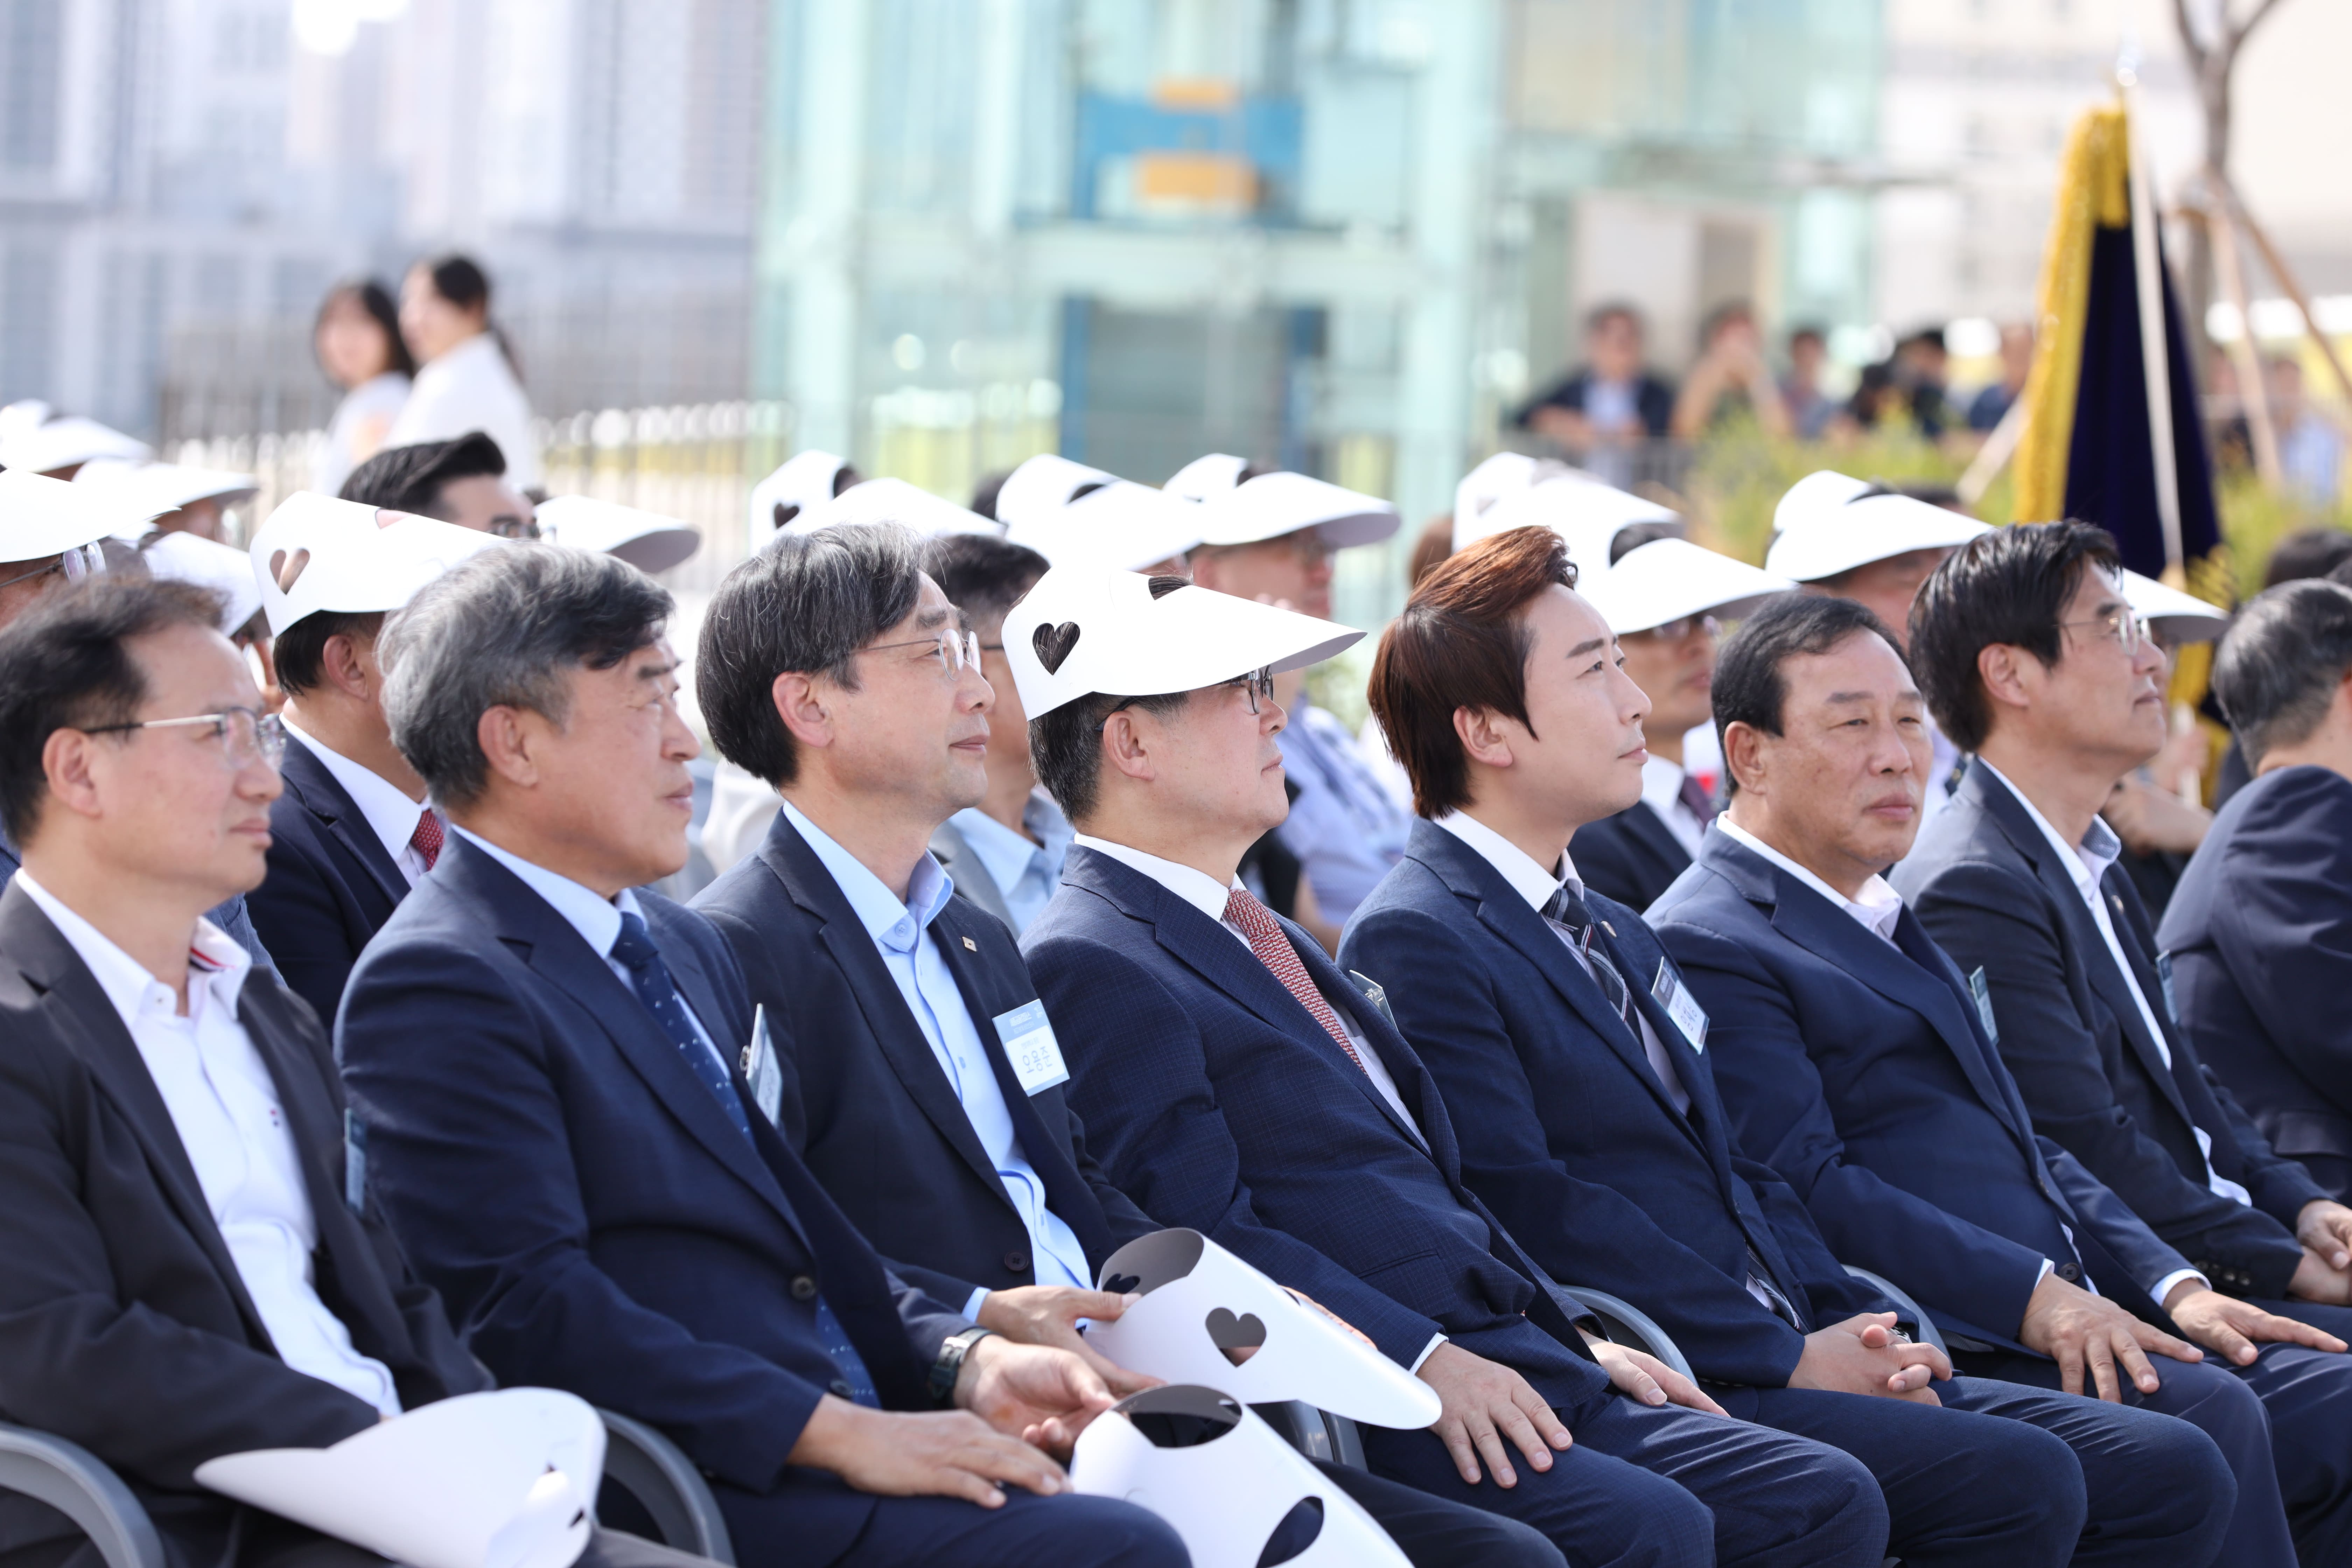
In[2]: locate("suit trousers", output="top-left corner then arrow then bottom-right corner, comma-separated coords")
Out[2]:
1358,1391 -> 1886,1568
1316,1459 -> 1565,1568
2235,1298 -> 2352,1568
1714,1376 -> 2232,1568
1954,1346 -> 2288,1568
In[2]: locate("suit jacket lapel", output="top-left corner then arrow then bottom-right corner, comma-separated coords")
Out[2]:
2096,869 -> 2204,1130
763,822 -> 1009,1204
0,889 -> 276,1347
1623,800 -> 1694,883
284,740 -> 408,909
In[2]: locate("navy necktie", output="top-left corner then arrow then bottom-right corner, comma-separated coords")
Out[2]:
1541,884 -> 1632,1024
608,911 -> 879,1407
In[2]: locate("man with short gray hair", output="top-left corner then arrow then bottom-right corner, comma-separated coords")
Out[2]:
336,542 -> 1186,1568
2163,579 -> 2352,1204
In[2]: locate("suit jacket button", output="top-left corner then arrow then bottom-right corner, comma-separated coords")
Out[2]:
1003,1250 -> 1029,1274
829,1379 -> 855,1398
2056,1262 -> 2081,1282
790,1275 -> 819,1301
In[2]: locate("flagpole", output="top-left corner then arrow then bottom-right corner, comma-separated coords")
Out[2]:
2118,61 -> 2185,574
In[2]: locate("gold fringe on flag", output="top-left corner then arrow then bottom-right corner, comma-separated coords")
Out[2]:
2015,104 -> 2132,525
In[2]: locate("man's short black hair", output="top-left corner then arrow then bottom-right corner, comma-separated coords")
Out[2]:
2213,580 -> 2352,767
1029,576 -> 1192,823
1907,520 -> 2121,753
697,524 -> 927,789
919,534 -> 1049,631
340,432 -> 507,519
273,610 -> 385,698
1608,519 -> 1686,565
2264,527 -> 2352,590
0,578 -> 224,845
1712,593 -> 1906,794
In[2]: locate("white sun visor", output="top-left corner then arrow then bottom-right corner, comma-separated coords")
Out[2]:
1087,1230 -> 1442,1428
1578,539 -> 1795,636
1072,1386 -> 1410,1568
1452,452 -> 1572,550
747,449 -> 854,541
75,458 -> 259,534
534,496 -> 702,575
2123,569 -> 2230,643
1765,471 -> 1991,583
788,476 -> 1004,541
2,468 -> 169,560
1460,474 -> 1681,566
249,492 -> 506,637
1000,455 -> 1207,571
1197,471 -> 1400,550
1004,568 -> 1360,719
1163,451 -> 1252,501
0,413 -> 153,475
141,531 -> 266,635
194,1388 -> 601,1568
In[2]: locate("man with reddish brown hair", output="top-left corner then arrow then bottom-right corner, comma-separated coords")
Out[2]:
1341,527 -> 2236,1568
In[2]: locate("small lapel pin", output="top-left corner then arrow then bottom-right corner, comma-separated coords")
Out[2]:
1601,920 -> 1617,938
961,936 -> 979,951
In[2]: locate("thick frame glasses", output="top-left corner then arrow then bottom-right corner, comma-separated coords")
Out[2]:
1633,613 -> 1721,644
81,707 -> 287,768
2060,609 -> 2153,657
862,628 -> 981,677
0,542 -> 107,593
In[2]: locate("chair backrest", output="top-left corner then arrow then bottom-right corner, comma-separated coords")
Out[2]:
0,1424 -> 165,1568
1556,1285 -> 1695,1382
595,1407 -> 736,1566
1843,1264 -> 1950,1356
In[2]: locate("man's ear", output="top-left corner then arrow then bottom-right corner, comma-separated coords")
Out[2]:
475,704 -> 542,789
37,728 -> 104,827
1722,720 -> 1765,797
1452,705 -> 1516,771
770,670 -> 833,752
1976,642 -> 2033,716
320,632 -> 373,702
1099,708 -> 1158,786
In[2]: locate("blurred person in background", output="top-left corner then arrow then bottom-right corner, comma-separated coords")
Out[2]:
312,280 -> 415,497
341,432 -> 537,538
1968,324 -> 2035,433
387,255 -> 541,495
1514,303 -> 1675,489
2270,358 -> 2345,510
1782,327 -> 1838,441
1670,302 -> 1792,440
2203,529 -> 2352,810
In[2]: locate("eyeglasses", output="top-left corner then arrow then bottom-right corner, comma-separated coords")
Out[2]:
1633,613 -> 1720,643
2060,608 -> 2154,657
489,514 -> 541,540
1094,667 -> 1277,734
80,707 -> 287,768
861,628 -> 981,678
0,542 -> 107,593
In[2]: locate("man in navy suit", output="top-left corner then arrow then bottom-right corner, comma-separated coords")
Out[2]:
1649,590 -> 2329,1567
689,522 -> 1568,1568
2162,580 -> 2352,1201
1008,562 -> 1891,1568
1341,526 -> 2233,1567
336,544 -> 1185,1568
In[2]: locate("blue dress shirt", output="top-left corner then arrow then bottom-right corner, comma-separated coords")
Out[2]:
780,801 -> 1093,1314
1275,700 -> 1412,924
946,790 -> 1074,936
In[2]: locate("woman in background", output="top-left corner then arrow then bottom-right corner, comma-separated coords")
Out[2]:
387,253 -> 541,492
312,279 -> 414,496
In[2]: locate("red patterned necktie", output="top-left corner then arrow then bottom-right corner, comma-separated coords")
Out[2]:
410,808 -> 443,872
1223,886 -> 1367,1075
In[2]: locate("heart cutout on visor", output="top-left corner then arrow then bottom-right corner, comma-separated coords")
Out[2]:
1034,619 -> 1082,674
271,547 -> 312,592
1205,1307 -> 1267,1366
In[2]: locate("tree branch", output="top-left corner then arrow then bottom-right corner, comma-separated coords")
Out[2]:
2225,0 -> 2289,58
2172,0 -> 2210,68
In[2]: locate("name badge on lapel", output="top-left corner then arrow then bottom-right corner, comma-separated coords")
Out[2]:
1968,967 -> 2000,1044
741,1004 -> 784,1126
993,999 -> 1071,1095
1651,960 -> 1709,1052
2156,952 -> 2182,1028
343,1108 -> 368,1214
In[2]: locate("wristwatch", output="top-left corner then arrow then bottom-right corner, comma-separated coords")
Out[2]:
929,1325 -> 1000,1406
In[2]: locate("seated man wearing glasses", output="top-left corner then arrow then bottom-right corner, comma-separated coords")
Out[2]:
339,430 -> 538,538
0,575 -> 709,1568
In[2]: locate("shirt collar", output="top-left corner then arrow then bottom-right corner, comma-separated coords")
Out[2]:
1639,754 -> 1687,817
949,789 -> 1072,892
14,869 -> 251,1028
1975,758 -> 2121,902
782,798 -> 951,953
451,825 -> 640,960
284,723 -> 427,869
1430,809 -> 1576,911
1715,816 -> 1904,941
1072,833 -> 1239,926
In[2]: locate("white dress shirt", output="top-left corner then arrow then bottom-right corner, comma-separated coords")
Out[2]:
1976,763 -> 2254,1213
16,873 -> 401,1415
450,827 -> 730,1076
785,802 -> 1093,1316
1431,811 -> 1692,1115
1071,832 -> 1443,1371
284,723 -> 433,887
1715,818 -> 1903,944
1638,756 -> 1708,858
385,332 -> 541,491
